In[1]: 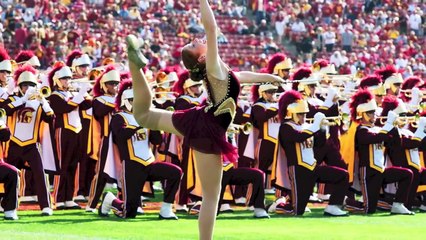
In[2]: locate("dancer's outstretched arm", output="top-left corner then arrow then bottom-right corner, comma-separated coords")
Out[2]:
235,71 -> 285,84
200,0 -> 227,81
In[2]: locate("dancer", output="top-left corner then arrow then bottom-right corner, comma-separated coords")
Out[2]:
126,1 -> 282,238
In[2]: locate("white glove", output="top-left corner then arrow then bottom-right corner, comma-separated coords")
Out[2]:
409,87 -> 422,112
306,112 -> 326,133
343,81 -> 357,94
323,87 -> 338,108
41,97 -> 53,113
78,82 -> 92,95
414,117 -> 426,139
418,117 -> 426,131
386,110 -> 398,125
381,110 -> 398,132
22,87 -> 37,102
6,76 -> 16,95
25,99 -> 40,111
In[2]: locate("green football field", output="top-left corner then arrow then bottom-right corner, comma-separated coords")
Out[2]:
1,202 -> 425,240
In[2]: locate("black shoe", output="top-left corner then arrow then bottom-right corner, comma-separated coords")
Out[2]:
126,35 -> 148,69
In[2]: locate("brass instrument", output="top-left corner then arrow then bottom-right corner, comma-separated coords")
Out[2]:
68,78 -> 96,83
228,122 -> 253,135
39,86 -> 51,98
305,116 -> 343,126
376,115 -> 418,126
28,86 -> 52,100
0,108 -> 6,118
399,89 -> 426,99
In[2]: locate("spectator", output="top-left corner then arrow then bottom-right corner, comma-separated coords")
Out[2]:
323,26 -> 336,52
254,19 -> 269,36
274,11 -> 288,43
341,28 -> 354,52
408,9 -> 422,36
290,17 -> 306,34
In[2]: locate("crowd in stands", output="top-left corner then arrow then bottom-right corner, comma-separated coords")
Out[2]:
0,0 -> 424,78
261,0 -> 425,78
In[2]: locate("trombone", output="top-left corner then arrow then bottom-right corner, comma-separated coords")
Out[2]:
399,89 -> 426,99
228,122 -> 253,135
305,116 -> 343,126
376,115 -> 418,126
68,78 -> 96,83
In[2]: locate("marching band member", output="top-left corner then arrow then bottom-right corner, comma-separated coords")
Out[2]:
374,65 -> 403,97
291,67 -> 347,203
48,63 -> 91,210
277,90 -> 349,216
170,70 -> 205,212
0,47 -> 13,102
400,76 -> 424,115
251,82 -> 279,192
86,66 -> 121,211
66,50 -> 94,203
3,65 -> 54,216
99,80 -> 182,219
379,96 -> 426,211
232,95 -> 254,205
15,50 -> 41,69
349,89 -> 414,214
267,53 -> 293,81
0,114 -> 20,220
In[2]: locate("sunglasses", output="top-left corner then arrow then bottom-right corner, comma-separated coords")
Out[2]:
0,70 -> 11,74
264,90 -> 277,94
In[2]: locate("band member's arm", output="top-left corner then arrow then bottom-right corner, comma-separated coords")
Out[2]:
48,93 -> 82,114
251,104 -> 277,127
279,123 -> 317,144
148,130 -> 162,145
174,97 -> 194,110
0,119 -> 10,142
3,96 -> 25,115
233,106 -> 249,125
93,98 -> 115,120
40,98 -> 55,123
356,127 -> 391,145
111,114 -> 138,143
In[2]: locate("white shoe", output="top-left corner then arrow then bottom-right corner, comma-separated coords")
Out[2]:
41,207 -> 53,216
73,195 -> 86,202
309,193 -> 322,203
159,202 -> 178,220
235,197 -> 247,205
4,209 -> 18,220
137,207 -> 144,215
175,204 -> 189,213
317,194 -> 331,201
56,202 -> 65,210
324,205 -> 348,216
267,197 -> 286,213
254,208 -> 270,218
85,205 -> 96,213
65,201 -> 81,209
391,202 -> 415,215
247,205 -> 255,211
419,205 -> 426,212
219,203 -> 234,213
305,206 -> 312,213
265,188 -> 276,194
99,192 -> 115,216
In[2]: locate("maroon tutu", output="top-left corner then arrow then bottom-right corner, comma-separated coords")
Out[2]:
172,106 -> 238,163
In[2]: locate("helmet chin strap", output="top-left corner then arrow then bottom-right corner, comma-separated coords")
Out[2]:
123,99 -> 133,112
390,84 -> 399,96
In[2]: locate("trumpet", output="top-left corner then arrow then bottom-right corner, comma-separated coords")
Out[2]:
399,89 -> 426,99
68,78 -> 96,83
305,116 -> 343,126
228,122 -> 253,135
376,115 -> 418,126
324,74 -> 354,81
0,108 -> 6,118
28,86 -> 52,100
